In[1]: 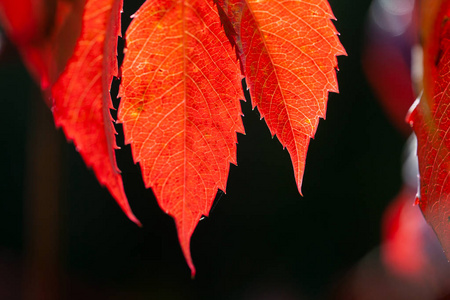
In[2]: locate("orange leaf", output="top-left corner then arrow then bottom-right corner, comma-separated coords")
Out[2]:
118,0 -> 244,275
217,0 -> 345,192
408,0 -> 450,260
51,0 -> 140,226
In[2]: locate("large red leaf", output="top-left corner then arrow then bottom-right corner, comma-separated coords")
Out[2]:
51,0 -> 140,225
408,0 -> 450,260
118,0 -> 244,275
217,0 -> 345,192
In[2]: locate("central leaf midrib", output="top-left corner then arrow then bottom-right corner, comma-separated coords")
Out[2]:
181,0 -> 189,231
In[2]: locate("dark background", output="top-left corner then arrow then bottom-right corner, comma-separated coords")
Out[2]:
0,0 -> 407,299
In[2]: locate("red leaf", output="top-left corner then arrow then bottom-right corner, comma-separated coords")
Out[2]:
217,0 -> 346,192
51,0 -> 140,225
0,0 -> 55,45
382,186 -> 427,277
362,0 -> 418,136
0,0 -> 85,91
408,0 -> 450,260
118,0 -> 244,275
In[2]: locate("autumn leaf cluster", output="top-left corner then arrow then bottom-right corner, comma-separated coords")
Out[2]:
1,0 -> 450,275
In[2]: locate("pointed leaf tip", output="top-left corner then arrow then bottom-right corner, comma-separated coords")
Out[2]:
51,0 -> 139,226
119,0 -> 244,271
106,172 -> 141,226
175,216 -> 197,278
218,0 -> 345,193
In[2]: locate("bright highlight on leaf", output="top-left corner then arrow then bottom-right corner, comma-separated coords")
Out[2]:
408,0 -> 450,261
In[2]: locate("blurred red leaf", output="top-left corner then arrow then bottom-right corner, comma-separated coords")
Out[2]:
0,0 -> 85,91
0,0 -> 55,45
408,0 -> 450,260
51,0 -> 140,225
362,0 -> 418,136
216,0 -> 346,192
382,186 -> 427,277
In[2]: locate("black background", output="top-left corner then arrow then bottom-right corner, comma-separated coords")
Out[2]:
0,0 -> 406,298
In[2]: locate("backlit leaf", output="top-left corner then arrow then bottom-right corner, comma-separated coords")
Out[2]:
217,0 -> 346,192
51,0 -> 140,225
119,0 -> 244,275
408,0 -> 450,260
